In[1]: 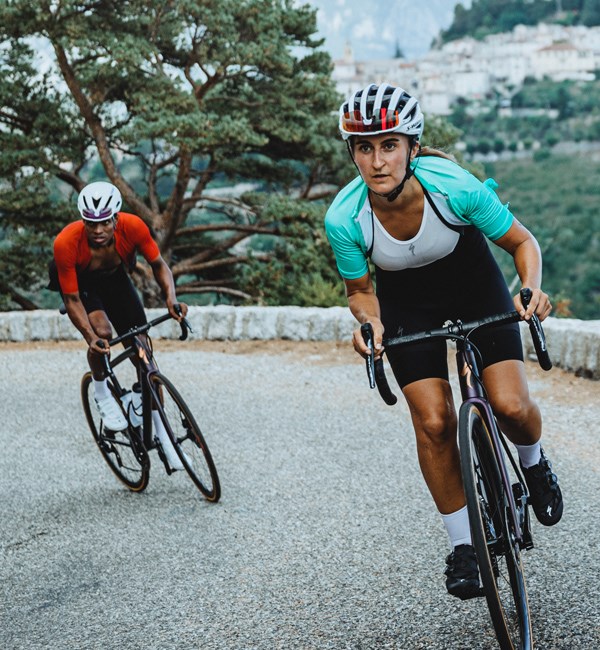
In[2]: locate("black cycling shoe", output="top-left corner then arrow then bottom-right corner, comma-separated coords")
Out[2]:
444,544 -> 482,600
521,448 -> 563,526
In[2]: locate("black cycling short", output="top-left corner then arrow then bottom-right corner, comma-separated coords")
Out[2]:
48,260 -> 146,336
376,227 -> 523,389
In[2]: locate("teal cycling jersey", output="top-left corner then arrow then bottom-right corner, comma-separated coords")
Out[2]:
324,155 -> 515,280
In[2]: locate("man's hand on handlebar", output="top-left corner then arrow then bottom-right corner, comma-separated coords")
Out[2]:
353,318 -> 385,359
88,337 -> 110,355
167,301 -> 188,322
515,287 -> 552,322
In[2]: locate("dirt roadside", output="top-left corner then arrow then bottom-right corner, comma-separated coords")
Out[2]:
1,338 -> 597,404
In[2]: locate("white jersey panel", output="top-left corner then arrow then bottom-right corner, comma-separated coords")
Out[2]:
371,201 -> 460,270
357,192 -> 463,271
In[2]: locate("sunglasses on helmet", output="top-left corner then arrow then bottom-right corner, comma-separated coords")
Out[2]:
82,207 -> 113,221
340,107 -> 402,135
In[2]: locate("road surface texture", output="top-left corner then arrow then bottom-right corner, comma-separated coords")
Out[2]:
1,340 -> 599,650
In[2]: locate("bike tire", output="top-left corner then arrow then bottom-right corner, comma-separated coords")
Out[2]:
81,372 -> 150,492
459,402 -> 533,650
149,373 -> 221,502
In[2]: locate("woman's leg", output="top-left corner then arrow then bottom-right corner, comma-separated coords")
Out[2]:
483,359 -> 563,525
403,377 -> 480,598
402,377 -> 463,514
482,359 -> 541,445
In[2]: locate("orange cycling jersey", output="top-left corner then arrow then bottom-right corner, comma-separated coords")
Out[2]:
53,212 -> 160,294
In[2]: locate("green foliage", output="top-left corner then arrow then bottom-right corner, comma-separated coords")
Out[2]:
486,154 -> 600,319
441,0 -> 598,44
450,78 -> 600,153
0,173 -> 69,309
582,0 -> 600,25
236,193 -> 346,306
0,0 -> 344,309
422,114 -> 462,153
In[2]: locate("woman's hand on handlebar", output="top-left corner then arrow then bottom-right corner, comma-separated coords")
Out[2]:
515,287 -> 552,322
353,318 -> 385,359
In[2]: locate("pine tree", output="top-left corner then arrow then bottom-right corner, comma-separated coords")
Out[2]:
0,0 -> 346,308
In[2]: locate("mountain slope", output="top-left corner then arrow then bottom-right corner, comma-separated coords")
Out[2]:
306,0 -> 472,60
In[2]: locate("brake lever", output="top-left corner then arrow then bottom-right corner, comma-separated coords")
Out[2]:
360,323 -> 376,389
173,304 -> 192,341
520,288 -> 552,371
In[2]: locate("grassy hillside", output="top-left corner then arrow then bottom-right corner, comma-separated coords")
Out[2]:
485,153 -> 600,319
441,0 -> 600,44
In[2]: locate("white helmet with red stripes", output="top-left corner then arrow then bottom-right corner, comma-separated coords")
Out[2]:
339,83 -> 424,141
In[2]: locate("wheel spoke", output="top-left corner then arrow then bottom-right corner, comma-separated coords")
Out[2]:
459,402 -> 533,649
150,373 -> 220,502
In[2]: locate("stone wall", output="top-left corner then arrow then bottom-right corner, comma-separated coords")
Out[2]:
1,306 -> 598,379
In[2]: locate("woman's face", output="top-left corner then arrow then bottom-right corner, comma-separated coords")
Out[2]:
351,133 -> 417,196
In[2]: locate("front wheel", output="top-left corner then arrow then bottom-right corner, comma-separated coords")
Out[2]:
459,403 -> 532,650
149,373 -> 221,502
81,372 -> 150,492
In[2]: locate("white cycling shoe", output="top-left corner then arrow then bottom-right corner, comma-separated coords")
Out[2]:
95,395 -> 128,431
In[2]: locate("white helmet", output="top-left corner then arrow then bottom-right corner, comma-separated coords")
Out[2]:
77,181 -> 122,221
339,83 -> 424,141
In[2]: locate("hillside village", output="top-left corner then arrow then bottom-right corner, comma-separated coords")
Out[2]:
333,23 -> 600,115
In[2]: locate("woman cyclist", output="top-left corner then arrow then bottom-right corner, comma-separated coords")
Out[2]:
325,83 -> 563,599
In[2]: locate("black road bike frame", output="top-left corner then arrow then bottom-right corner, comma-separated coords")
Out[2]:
99,312 -> 186,454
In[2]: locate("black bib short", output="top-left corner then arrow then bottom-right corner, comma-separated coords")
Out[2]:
376,226 -> 523,389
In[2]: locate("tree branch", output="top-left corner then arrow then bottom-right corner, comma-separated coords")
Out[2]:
162,147 -> 192,253
176,223 -> 279,236
172,230 -> 255,270
179,157 -> 216,221
0,282 -> 38,310
174,285 -> 252,300
52,41 -> 158,225
173,253 -> 270,277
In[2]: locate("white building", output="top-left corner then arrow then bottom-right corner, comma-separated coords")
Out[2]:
333,24 -> 600,116
532,41 -> 596,81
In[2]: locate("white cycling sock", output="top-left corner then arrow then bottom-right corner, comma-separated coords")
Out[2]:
151,410 -> 183,470
442,505 -> 472,548
514,441 -> 542,468
93,378 -> 111,400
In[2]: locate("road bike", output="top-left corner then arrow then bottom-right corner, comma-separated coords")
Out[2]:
80,310 -> 221,502
361,289 -> 552,650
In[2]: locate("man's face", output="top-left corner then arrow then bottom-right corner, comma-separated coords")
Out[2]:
83,217 -> 116,248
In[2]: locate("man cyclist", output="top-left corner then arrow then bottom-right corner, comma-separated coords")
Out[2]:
325,83 -> 563,599
49,180 -> 187,469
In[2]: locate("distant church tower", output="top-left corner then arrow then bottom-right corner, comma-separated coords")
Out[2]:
343,41 -> 354,64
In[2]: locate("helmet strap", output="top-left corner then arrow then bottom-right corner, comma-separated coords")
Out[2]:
385,140 -> 419,202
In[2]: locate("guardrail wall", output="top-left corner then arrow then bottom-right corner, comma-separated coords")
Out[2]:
0,307 -> 598,379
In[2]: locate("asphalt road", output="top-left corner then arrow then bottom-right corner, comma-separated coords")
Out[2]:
1,340 -> 599,650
